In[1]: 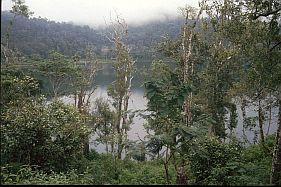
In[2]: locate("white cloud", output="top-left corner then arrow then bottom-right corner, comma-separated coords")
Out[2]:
2,0 -> 200,27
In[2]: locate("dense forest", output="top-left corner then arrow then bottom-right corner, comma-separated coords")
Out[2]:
1,10 -> 182,60
1,0 -> 281,185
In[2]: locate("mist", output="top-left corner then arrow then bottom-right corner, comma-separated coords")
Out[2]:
2,0 -> 199,28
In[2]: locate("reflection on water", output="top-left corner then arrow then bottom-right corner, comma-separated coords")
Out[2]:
60,64 -> 278,153
232,99 -> 278,144
61,86 -> 148,153
60,63 -> 149,153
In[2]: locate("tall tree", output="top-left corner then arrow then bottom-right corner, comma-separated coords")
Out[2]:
271,89 -> 281,185
37,51 -> 75,99
179,3 -> 204,127
107,16 -> 135,159
92,97 -> 115,154
204,0 -> 280,183
71,46 -> 98,114
70,47 -> 99,155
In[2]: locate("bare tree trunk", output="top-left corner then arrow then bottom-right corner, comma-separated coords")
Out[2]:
74,92 -> 77,107
110,136 -> 114,155
176,166 -> 188,185
51,79 -> 58,100
182,17 -> 193,127
117,133 -> 123,159
77,90 -> 83,112
271,99 -> 281,185
86,88 -> 96,107
241,97 -> 250,143
116,97 -> 123,159
105,142 -> 109,154
163,147 -> 171,184
107,17 -> 134,160
267,105 -> 272,136
267,95 -> 273,135
83,138 -> 90,156
258,97 -> 265,144
121,75 -> 132,158
181,4 -> 203,127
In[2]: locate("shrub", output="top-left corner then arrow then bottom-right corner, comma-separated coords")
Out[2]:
188,137 -> 241,185
1,99 -> 91,172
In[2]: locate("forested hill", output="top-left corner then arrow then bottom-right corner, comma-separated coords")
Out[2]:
1,11 -> 183,59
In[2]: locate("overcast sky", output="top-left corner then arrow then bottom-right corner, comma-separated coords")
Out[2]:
2,0 -> 200,28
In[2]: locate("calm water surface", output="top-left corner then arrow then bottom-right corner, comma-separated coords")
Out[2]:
60,63 -> 278,153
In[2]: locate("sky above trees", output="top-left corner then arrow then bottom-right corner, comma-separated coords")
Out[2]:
2,0 -> 199,28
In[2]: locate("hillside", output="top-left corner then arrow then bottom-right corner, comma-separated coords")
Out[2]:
1,11 -> 183,59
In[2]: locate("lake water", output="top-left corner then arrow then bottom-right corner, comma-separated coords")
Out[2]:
60,63 -> 278,153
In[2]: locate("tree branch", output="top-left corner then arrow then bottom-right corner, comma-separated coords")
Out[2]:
270,41 -> 281,52
252,7 -> 281,20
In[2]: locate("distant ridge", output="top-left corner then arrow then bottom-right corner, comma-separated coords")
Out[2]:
1,11 -> 183,59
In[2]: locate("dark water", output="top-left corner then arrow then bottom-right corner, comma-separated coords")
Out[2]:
60,63 -> 278,153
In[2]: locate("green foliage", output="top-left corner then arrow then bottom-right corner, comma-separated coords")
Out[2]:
11,0 -> 33,18
1,97 -> 49,166
106,18 -> 135,159
1,10 -> 182,59
37,51 -> 77,97
188,137 -> 242,185
1,73 -> 40,108
145,76 -> 189,118
145,60 -> 190,120
211,135 -> 275,185
144,59 -> 211,159
70,46 -> 98,104
237,135 -> 275,185
127,141 -> 146,161
45,101 -> 91,171
1,0 -> 280,185
119,159 -> 174,185
0,154 -> 175,185
1,98 -> 91,172
71,153 -> 176,185
188,135 -> 275,185
1,164 -> 85,185
0,137 -> 275,185
91,97 -> 115,152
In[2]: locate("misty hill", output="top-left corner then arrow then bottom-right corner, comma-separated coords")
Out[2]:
1,11 -> 184,59
1,11 -> 107,58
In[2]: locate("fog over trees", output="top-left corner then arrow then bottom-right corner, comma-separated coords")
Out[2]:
1,0 -> 280,185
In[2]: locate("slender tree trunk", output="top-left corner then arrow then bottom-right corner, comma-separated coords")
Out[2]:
105,142 -> 109,154
77,89 -> 84,112
122,90 -> 130,157
51,79 -> 58,100
258,98 -> 265,144
74,92 -> 77,107
83,138 -> 90,155
181,5 -> 203,127
267,96 -> 272,135
182,17 -> 193,127
271,99 -> 281,185
241,98 -> 250,143
117,133 -> 123,159
110,136 -> 114,155
163,147 -> 170,184
241,97 -> 247,135
176,166 -> 188,185
116,97 -> 123,159
108,18 -> 134,160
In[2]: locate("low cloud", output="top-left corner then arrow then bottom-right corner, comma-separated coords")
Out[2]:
2,0 -> 199,28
